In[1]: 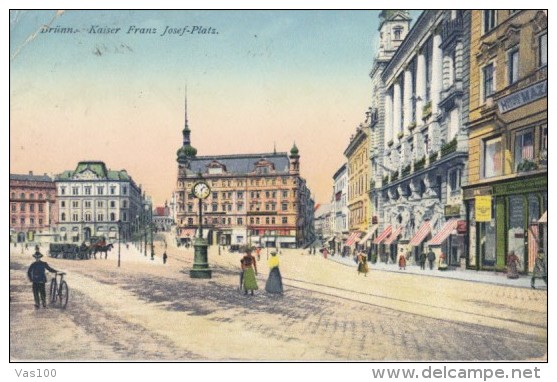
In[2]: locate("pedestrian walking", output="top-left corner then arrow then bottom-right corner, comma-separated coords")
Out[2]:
163,251 -> 168,264
27,246 -> 58,309
531,250 -> 547,289
265,251 -> 283,294
241,248 -> 258,295
419,251 -> 427,270
322,247 -> 328,259
256,247 -> 261,261
438,252 -> 448,270
427,249 -> 436,270
357,252 -> 369,276
398,253 -> 407,270
506,251 -> 520,279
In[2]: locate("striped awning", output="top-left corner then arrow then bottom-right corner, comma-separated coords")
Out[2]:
428,219 -> 458,246
373,225 -> 393,244
384,226 -> 402,245
409,221 -> 432,246
345,232 -> 362,246
358,225 -> 379,243
538,211 -> 547,224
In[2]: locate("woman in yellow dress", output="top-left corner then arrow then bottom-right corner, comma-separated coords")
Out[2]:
265,251 -> 283,294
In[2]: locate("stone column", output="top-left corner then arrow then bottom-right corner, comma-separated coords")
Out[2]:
416,52 -> 426,122
431,33 -> 443,114
393,80 -> 402,141
384,90 -> 393,147
403,66 -> 413,132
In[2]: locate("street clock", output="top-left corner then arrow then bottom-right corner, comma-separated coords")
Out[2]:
192,181 -> 211,199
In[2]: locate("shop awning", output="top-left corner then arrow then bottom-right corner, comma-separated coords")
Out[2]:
345,232 -> 362,246
384,226 -> 402,245
409,221 -> 432,246
180,228 -> 196,238
358,225 -> 379,244
428,219 -> 458,246
538,211 -> 547,224
373,225 -> 393,244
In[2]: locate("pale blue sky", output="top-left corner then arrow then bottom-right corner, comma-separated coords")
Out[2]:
10,10 -> 421,205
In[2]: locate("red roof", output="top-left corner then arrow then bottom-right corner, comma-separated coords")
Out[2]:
154,207 -> 168,217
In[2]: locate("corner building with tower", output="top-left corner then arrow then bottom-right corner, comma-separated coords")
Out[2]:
174,98 -> 315,249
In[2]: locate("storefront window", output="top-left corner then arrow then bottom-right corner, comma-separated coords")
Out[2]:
480,220 -> 497,266
468,201 -> 476,267
508,195 -> 525,272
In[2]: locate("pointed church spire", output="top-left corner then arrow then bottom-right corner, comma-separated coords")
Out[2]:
273,141 -> 277,155
177,83 -> 197,165
184,83 -> 190,132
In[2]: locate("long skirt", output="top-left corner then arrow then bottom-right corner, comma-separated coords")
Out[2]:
358,261 -> 369,274
265,267 -> 283,294
243,268 -> 259,291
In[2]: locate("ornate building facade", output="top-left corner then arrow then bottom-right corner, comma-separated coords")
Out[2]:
175,99 -> 315,249
330,163 -> 349,254
463,10 -> 547,272
376,10 -> 471,264
9,172 -> 57,243
55,161 -> 143,243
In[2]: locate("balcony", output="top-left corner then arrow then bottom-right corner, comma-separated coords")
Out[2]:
441,16 -> 464,48
441,138 -> 458,158
439,81 -> 464,110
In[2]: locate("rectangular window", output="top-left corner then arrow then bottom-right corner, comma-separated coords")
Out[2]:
72,187 -> 78,195
97,186 -> 104,195
483,63 -> 494,100
97,214 -> 104,222
21,217 -> 25,225
30,204 -> 35,212
60,187 -> 66,195
122,200 -> 127,208
237,191 -> 243,199
11,204 -> 16,212
72,213 -> 79,222
282,217 -> 288,224
539,34 -> 547,67
508,49 -> 519,84
39,218 -> 43,225
483,10 -> 497,34
122,186 -> 127,195
110,186 -> 116,195
282,203 -> 288,211
448,168 -> 461,194
212,204 -> 218,212
85,186 -> 92,195
541,124 -> 548,151
20,204 -> 25,212
110,201 -> 116,208
483,136 -> 503,178
97,201 -> 104,208
188,204 -> 193,212
85,213 -> 91,222
84,201 -> 91,208
72,201 -> 78,208
514,128 -> 534,170
38,204 -> 43,212
237,218 -> 243,225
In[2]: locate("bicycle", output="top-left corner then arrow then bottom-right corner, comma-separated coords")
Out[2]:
49,272 -> 69,309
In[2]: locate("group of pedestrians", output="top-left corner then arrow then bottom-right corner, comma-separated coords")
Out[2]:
239,248 -> 283,296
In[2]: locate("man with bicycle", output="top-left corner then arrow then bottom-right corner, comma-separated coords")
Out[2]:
27,246 -> 58,309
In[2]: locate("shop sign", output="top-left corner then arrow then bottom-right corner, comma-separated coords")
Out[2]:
444,204 -> 461,217
498,80 -> 547,113
457,220 -> 467,234
463,186 -> 492,200
475,196 -> 492,222
493,176 -> 547,196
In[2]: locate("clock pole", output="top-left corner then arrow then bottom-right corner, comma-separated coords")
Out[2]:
190,180 -> 212,279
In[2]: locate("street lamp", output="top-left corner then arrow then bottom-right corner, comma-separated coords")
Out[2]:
117,219 -> 122,267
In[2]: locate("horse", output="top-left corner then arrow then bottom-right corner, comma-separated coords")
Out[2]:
92,243 -> 114,259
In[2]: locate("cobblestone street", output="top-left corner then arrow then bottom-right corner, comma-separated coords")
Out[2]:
9,241 -> 547,361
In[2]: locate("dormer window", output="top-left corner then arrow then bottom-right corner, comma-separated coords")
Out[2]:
207,160 -> 226,175
393,27 -> 403,40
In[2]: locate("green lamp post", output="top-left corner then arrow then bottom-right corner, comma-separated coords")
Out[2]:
190,179 -> 212,278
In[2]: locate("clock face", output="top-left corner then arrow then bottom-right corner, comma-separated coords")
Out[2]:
192,181 -> 210,199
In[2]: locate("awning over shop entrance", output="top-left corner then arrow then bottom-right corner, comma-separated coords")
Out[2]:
358,225 -> 379,244
538,211 -> 547,224
428,219 -> 458,246
345,232 -> 362,246
180,228 -> 196,238
409,221 -> 432,246
373,225 -> 392,244
384,226 -> 402,245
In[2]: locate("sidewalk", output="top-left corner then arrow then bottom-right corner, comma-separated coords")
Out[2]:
326,254 -> 544,289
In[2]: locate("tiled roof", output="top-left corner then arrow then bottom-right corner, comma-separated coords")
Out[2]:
56,161 -> 130,181
10,174 -> 53,182
189,152 -> 291,175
